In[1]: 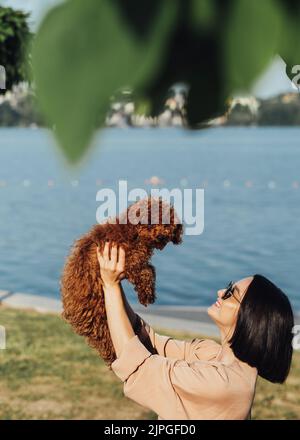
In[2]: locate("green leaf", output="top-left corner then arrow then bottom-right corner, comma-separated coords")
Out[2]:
224,0 -> 282,94
32,0 -> 177,164
277,5 -> 300,81
190,0 -> 216,31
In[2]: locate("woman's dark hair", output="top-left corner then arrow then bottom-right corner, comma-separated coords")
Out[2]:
229,274 -> 294,384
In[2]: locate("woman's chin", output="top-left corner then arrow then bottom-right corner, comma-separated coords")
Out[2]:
207,304 -> 215,318
207,304 -> 219,322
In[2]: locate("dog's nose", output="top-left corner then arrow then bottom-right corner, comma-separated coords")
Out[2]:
172,226 -> 183,244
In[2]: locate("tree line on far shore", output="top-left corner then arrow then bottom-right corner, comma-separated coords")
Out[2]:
225,93 -> 300,127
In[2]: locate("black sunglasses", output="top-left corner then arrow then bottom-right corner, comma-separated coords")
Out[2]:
222,281 -> 241,303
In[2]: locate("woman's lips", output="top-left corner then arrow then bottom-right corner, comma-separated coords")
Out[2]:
213,299 -> 222,308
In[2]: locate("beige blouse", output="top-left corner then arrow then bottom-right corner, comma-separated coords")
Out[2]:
111,313 -> 258,420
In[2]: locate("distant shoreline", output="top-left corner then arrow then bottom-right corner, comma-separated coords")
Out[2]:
1,84 -> 300,129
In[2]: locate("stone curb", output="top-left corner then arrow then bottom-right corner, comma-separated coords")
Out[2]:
0,291 -> 217,335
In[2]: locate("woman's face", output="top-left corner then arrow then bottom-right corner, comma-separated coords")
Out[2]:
207,276 -> 253,329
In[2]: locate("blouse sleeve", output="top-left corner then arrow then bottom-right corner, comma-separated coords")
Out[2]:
133,313 -> 220,363
111,334 -> 223,420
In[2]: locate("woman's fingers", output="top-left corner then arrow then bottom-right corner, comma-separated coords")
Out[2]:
117,246 -> 126,272
110,243 -> 118,267
98,241 -> 125,272
97,242 -> 126,285
96,246 -> 106,269
103,241 -> 110,260
102,241 -> 118,264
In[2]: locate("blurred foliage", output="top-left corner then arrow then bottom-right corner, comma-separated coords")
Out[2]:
32,0 -> 300,163
134,99 -> 152,117
32,0 -> 176,163
190,0 -> 216,30
0,7 -> 31,92
224,0 -> 282,92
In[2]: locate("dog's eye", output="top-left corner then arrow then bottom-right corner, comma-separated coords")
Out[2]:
157,234 -> 165,240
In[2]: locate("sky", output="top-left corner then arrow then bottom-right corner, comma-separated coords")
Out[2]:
1,0 -> 297,99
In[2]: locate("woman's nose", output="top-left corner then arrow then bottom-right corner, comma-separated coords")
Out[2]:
217,289 -> 225,298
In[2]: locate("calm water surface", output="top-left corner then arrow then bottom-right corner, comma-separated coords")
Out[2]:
0,127 -> 299,311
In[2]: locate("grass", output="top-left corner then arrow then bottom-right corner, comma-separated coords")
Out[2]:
0,305 -> 299,420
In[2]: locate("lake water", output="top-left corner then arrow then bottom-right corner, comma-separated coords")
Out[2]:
0,126 -> 299,311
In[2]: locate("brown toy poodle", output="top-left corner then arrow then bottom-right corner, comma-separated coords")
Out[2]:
60,197 -> 183,367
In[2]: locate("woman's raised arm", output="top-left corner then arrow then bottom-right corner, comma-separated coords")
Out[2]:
120,283 -> 220,363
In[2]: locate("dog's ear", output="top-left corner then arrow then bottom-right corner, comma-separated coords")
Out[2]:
60,234 -> 102,320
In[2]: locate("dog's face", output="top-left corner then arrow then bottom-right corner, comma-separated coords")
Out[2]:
125,197 -> 183,249
140,222 -> 183,249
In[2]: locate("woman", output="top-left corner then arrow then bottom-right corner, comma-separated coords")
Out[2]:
97,242 -> 294,420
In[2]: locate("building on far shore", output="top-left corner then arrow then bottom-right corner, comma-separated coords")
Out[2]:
105,84 -> 188,128
207,92 -> 300,127
225,95 -> 260,126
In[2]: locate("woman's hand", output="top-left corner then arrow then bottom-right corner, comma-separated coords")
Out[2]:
97,241 -> 134,356
97,241 -> 126,288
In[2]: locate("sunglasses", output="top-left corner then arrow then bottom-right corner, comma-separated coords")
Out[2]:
222,281 -> 241,303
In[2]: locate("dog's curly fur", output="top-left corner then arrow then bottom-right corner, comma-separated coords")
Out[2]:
60,197 -> 183,368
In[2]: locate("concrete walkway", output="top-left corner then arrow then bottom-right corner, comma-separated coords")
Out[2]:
1,290 -> 299,338
0,290 -> 220,336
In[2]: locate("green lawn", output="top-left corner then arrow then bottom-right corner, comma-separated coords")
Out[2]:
0,305 -> 299,420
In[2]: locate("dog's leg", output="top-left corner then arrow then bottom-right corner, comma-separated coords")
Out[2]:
130,264 -> 156,306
